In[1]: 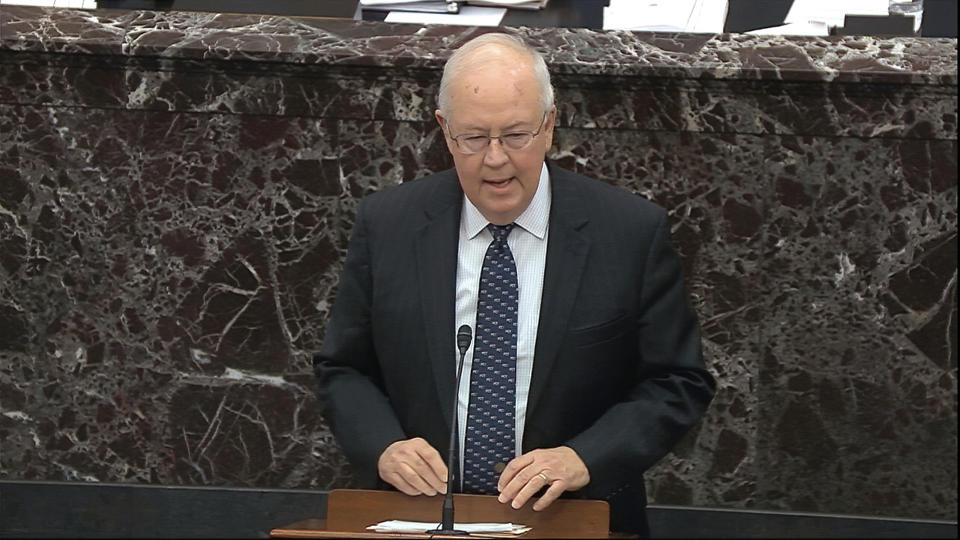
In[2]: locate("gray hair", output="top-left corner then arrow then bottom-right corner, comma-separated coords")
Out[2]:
437,33 -> 554,117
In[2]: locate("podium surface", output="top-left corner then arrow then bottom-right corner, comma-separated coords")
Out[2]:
270,489 -> 615,539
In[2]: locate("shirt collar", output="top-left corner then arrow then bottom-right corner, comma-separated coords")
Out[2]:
462,162 -> 551,240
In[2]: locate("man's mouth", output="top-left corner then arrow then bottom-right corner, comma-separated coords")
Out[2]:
485,177 -> 514,187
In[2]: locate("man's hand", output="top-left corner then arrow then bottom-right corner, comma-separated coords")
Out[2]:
497,446 -> 590,511
377,437 -> 448,496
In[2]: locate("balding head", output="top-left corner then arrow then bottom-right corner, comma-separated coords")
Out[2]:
437,33 -> 554,119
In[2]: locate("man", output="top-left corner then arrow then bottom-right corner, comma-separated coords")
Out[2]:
314,33 -> 715,535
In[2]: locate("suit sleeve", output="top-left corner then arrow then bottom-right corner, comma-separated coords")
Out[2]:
565,211 -> 716,498
313,198 -> 406,486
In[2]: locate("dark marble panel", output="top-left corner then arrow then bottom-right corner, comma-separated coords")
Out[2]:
3,7 -> 956,140
2,6 -> 957,84
0,50 -> 442,122
0,103 -> 351,488
555,75 -> 957,139
337,119 -> 452,196
755,135 -> 957,516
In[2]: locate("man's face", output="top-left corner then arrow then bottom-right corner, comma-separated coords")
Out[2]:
436,49 -> 555,225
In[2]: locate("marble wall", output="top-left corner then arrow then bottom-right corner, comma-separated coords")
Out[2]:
1,6 -> 956,521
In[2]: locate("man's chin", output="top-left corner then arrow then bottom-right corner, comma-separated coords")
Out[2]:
477,203 -> 523,225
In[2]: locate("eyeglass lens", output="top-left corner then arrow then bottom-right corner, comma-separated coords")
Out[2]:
460,133 -> 532,153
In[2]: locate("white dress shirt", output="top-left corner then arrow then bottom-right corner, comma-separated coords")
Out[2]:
454,162 -> 551,485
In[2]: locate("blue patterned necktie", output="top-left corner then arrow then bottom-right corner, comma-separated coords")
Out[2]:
463,223 -> 518,494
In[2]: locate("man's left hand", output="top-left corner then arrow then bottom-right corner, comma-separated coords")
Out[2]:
496,446 -> 590,511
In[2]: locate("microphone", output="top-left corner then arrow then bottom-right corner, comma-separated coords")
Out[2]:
433,324 -> 472,536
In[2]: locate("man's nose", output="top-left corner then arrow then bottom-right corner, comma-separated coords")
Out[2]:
483,137 -> 510,166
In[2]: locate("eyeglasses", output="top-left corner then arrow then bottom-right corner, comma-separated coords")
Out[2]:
445,112 -> 548,155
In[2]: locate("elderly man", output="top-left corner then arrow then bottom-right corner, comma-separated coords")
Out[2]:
314,32 -> 715,535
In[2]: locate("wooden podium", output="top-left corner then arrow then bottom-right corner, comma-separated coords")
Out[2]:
270,489 -> 613,538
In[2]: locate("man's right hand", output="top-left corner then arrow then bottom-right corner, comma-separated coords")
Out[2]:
377,437 -> 448,496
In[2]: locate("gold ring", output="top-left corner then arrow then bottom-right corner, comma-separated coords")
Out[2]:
537,472 -> 549,482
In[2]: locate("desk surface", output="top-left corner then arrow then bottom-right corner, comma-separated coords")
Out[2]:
91,0 -> 958,37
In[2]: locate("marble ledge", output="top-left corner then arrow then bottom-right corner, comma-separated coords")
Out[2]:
0,5 -> 956,86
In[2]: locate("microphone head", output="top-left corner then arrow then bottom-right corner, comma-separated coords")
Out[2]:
456,324 -> 472,354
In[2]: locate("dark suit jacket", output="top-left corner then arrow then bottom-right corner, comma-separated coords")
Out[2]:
314,162 -> 715,535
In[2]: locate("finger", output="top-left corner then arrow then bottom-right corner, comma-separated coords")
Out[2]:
498,461 -> 539,504
404,455 -> 443,495
415,444 -> 449,494
509,470 -> 551,510
386,470 -> 424,496
498,453 -> 535,493
532,481 -> 566,511
397,462 -> 440,496
381,439 -> 445,495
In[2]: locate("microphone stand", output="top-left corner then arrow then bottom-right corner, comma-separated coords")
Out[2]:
432,325 -> 472,536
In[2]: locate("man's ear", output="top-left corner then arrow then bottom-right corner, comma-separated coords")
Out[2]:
543,105 -> 557,149
436,110 -> 457,155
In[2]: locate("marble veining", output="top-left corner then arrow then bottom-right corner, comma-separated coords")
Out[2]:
2,7 -> 957,82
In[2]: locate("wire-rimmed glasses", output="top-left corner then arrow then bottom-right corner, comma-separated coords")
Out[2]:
445,111 -> 548,155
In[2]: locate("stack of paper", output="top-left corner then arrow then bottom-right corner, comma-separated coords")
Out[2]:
383,5 -> 507,26
359,0 -> 457,13
466,0 -> 549,10
0,0 -> 97,7
784,0 -> 889,28
745,21 -> 829,36
747,0 -> 890,36
603,0 -> 728,33
367,520 -> 532,534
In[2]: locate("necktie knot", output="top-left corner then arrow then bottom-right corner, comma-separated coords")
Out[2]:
488,224 -> 514,244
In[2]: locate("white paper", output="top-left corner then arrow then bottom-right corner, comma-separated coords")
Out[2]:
604,0 -> 695,31
784,0 -> 888,27
0,0 -> 55,5
367,520 -> 531,534
603,0 -> 728,33
360,0 -> 440,5
466,0 -> 546,6
688,0 -> 729,33
746,21 -> 830,36
385,6 -> 507,26
0,0 -> 96,6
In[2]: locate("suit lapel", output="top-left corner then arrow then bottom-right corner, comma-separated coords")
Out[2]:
527,164 -> 590,423
415,171 -> 463,429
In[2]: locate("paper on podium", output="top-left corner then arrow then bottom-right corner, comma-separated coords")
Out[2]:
784,0 -> 888,27
465,0 -> 549,9
603,0 -> 728,33
745,21 -> 829,35
384,6 -> 507,26
367,519 -> 532,534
